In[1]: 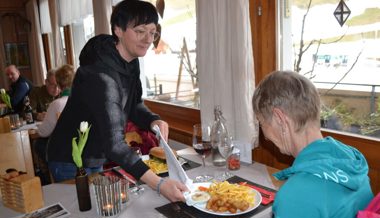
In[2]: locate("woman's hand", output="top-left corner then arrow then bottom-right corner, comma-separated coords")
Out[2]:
159,178 -> 188,202
141,170 -> 188,202
151,120 -> 169,142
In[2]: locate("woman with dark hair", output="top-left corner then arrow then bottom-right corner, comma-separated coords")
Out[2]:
47,0 -> 187,202
252,71 -> 373,217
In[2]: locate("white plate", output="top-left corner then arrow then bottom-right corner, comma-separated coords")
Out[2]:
190,182 -> 262,216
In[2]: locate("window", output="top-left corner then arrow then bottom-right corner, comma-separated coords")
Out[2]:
58,16 -> 95,68
278,0 -> 380,139
71,15 -> 95,68
142,0 -> 198,109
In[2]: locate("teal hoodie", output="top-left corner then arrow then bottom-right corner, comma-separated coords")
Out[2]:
273,136 -> 373,218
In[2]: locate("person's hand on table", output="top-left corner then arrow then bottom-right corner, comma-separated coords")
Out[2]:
159,178 -> 188,202
151,120 -> 169,142
141,170 -> 188,202
36,112 -> 46,121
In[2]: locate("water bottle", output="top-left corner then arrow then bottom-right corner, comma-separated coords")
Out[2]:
23,96 -> 34,124
210,105 -> 228,166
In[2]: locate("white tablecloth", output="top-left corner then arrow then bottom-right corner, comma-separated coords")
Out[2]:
0,147 -> 277,218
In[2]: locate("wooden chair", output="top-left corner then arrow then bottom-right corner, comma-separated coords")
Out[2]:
0,130 -> 34,176
0,116 -> 11,133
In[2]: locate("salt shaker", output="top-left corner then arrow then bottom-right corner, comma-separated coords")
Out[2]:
228,148 -> 240,170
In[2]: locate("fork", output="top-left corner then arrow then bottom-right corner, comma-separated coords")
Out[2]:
111,167 -> 145,195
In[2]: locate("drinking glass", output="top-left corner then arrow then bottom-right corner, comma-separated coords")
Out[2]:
217,136 -> 234,180
9,114 -> 20,130
131,147 -> 142,158
192,123 -> 213,182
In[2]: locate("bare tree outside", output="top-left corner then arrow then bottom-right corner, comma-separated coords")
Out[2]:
289,0 -> 380,138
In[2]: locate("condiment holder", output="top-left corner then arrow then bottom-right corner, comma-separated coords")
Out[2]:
0,174 -> 44,213
93,175 -> 122,217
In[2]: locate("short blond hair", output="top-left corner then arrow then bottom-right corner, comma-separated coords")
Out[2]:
55,64 -> 75,89
252,71 -> 321,132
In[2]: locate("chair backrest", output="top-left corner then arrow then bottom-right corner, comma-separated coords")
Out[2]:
0,130 -> 34,176
357,193 -> 380,218
0,116 -> 11,133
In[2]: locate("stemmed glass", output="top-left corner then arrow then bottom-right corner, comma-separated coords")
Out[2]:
192,123 -> 213,182
128,146 -> 144,196
217,136 -> 234,180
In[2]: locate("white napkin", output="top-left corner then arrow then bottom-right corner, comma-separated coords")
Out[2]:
152,125 -> 193,189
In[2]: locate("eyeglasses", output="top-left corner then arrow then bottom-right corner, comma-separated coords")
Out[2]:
46,81 -> 58,89
132,28 -> 160,42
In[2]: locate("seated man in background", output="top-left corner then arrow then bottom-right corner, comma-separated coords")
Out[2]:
29,69 -> 61,121
252,70 -> 373,218
5,65 -> 33,114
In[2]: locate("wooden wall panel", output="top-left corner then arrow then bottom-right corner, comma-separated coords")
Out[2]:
0,1 -> 27,10
0,9 -> 32,84
42,34 -> 51,70
250,0 -> 277,84
144,99 -> 200,145
63,25 -> 74,66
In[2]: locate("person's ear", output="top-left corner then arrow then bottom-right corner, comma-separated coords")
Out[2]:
272,108 -> 287,126
114,26 -> 123,37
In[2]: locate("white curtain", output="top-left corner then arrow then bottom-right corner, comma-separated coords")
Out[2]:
39,0 -> 51,34
25,0 -> 46,86
92,0 -> 112,35
49,0 -> 64,68
196,0 -> 258,148
58,0 -> 93,26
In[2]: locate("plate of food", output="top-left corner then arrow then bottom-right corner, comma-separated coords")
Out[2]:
187,181 -> 262,216
143,147 -> 186,174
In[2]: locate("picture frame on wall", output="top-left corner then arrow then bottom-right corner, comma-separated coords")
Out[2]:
4,42 -> 30,69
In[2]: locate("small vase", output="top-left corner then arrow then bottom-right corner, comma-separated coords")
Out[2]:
75,167 -> 92,211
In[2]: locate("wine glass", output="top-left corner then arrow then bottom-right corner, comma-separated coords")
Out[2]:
129,146 -> 145,196
217,136 -> 234,180
192,123 -> 213,182
131,146 -> 142,158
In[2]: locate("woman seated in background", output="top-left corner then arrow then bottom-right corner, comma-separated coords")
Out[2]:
252,70 -> 373,218
33,64 -> 74,185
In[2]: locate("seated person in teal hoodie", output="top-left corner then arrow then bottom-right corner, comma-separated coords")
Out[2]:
252,71 -> 373,218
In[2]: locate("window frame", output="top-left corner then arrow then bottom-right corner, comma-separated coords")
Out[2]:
251,0 -> 380,194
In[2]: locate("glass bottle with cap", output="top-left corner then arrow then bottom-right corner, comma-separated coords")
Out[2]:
210,105 -> 228,166
23,96 -> 34,124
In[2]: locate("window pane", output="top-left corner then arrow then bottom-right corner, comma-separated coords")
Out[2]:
59,15 -> 94,69
72,15 -> 95,68
142,0 -> 198,108
278,0 -> 380,139
59,26 -> 67,63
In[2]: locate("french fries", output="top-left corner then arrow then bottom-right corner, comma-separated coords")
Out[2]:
143,158 -> 167,174
202,181 -> 255,214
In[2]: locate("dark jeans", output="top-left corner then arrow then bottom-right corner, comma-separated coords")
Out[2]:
48,161 -> 102,183
33,137 -> 51,185
34,137 -> 49,161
